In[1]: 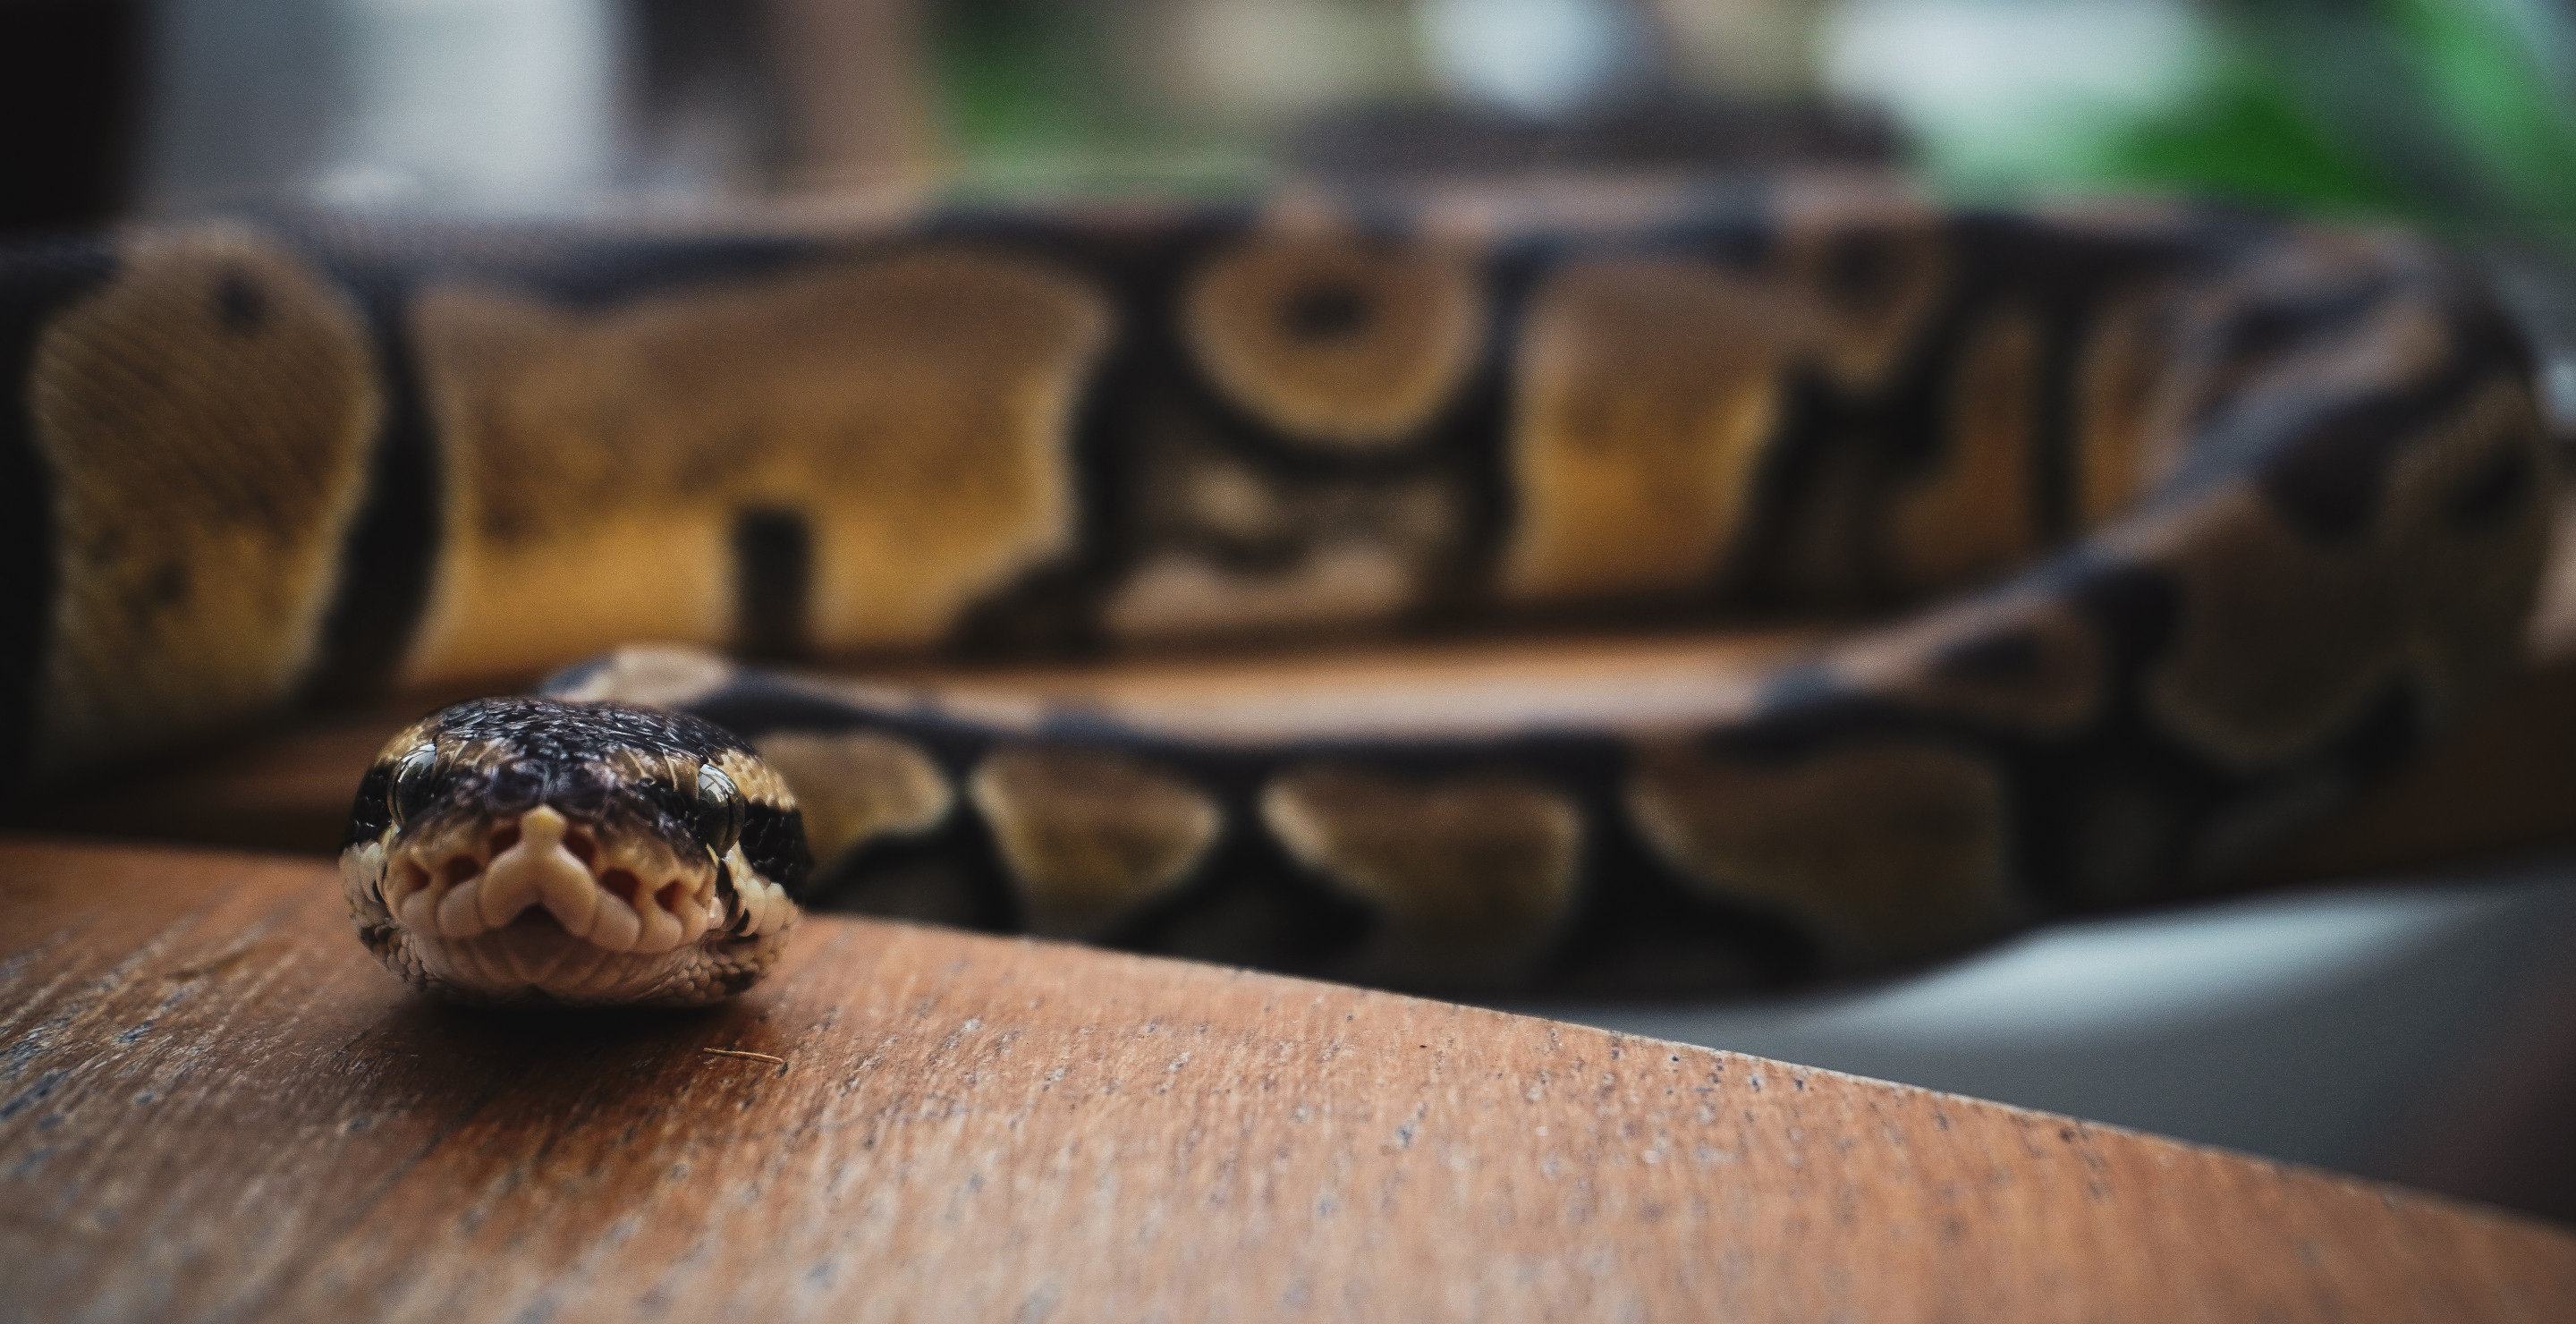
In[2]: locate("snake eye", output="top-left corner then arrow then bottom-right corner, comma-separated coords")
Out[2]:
387,743 -> 441,828
694,764 -> 743,857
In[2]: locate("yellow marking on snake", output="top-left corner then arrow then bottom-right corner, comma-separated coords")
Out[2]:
402,248 -> 1112,686
1502,259 -> 1790,603
755,729 -> 953,867
29,225 -> 380,772
1106,545 -> 1420,641
545,644 -> 737,709
1888,303 -> 2041,590
970,746 -> 1222,939
2075,284 -> 2185,528
1183,232 -> 1483,450
1261,763 -> 1581,984
707,745 -> 797,820
1106,428 -> 1462,641
1628,741 -> 2013,963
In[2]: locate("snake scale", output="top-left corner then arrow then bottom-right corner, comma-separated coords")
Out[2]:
0,175 -> 2553,1005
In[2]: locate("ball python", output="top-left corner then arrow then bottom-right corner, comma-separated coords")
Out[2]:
0,175 -> 2553,1006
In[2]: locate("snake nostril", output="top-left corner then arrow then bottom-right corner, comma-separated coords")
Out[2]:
600,868 -> 644,905
563,828 -> 598,869
654,880 -> 688,915
487,760 -> 549,814
393,860 -> 430,901
487,821 -> 521,855
443,855 -> 480,887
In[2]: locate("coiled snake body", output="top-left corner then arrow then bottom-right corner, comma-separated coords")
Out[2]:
2,176 -> 2552,1004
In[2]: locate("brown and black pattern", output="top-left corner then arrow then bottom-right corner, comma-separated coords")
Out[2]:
402,246 -> 1114,683
1182,225 -> 1486,453
1500,256 -> 1792,605
1261,761 -> 1583,984
1,176 -> 2555,1001
970,744 -> 1223,939
29,226 -> 380,770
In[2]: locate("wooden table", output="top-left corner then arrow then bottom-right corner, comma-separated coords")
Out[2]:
6,838 -> 2572,1322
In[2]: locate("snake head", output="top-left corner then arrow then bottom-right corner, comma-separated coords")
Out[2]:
338,696 -> 810,1006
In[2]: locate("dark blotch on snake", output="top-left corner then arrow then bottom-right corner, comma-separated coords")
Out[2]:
2255,385 -> 2457,543
2446,443 -> 2534,530
2062,561 -> 2183,659
733,507 -> 812,662
214,267 -> 267,335
1818,233 -> 1899,314
1278,281 -> 1372,342
145,563 -> 187,607
1929,627 -> 2047,687
741,802 -> 813,898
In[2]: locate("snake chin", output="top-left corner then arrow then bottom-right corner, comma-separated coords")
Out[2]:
342,804 -> 798,1006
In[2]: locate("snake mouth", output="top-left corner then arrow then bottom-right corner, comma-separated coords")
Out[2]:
381,804 -> 725,955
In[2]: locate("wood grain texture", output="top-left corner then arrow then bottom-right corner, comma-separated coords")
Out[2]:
6,838 -> 2573,1323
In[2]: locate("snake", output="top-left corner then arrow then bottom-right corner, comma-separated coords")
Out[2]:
0,174 -> 2553,1006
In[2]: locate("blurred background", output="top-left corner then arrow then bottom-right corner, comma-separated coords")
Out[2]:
12,0 -> 2576,412
6,0 -> 2573,242
8,0 -> 2576,1220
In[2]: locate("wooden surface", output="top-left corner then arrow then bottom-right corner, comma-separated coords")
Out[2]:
7,838 -> 2574,1323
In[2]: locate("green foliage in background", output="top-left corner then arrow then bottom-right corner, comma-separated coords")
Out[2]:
920,0 -> 2576,250
2082,0 -> 2576,250
2377,0 -> 2576,244
2097,41 -> 2407,215
928,0 -> 1267,191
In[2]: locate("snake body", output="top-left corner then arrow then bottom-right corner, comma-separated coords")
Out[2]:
1,176 -> 2553,1004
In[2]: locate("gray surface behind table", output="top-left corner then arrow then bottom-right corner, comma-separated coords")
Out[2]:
1507,853 -> 2576,1223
